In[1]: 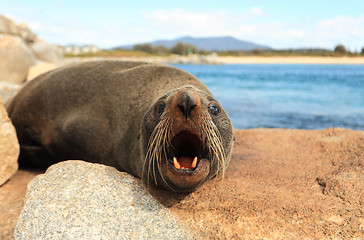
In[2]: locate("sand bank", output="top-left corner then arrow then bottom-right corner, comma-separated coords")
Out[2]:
220,56 -> 364,64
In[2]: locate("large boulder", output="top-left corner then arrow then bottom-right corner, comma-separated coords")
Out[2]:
0,35 -> 36,84
30,39 -> 64,65
14,161 -> 195,240
0,14 -> 64,83
0,97 -> 19,186
0,15 -> 19,36
0,15 -> 36,44
17,23 -> 37,44
0,82 -> 22,104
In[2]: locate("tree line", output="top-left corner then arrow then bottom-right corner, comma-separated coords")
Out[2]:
133,42 -> 198,55
132,42 -> 364,56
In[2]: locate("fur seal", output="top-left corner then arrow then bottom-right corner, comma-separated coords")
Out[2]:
6,61 -> 234,192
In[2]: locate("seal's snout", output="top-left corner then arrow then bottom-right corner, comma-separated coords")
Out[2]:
177,89 -> 198,119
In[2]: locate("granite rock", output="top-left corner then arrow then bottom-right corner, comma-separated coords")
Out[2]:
0,15 -> 36,44
0,15 -> 19,36
30,39 -> 64,65
0,82 -> 22,104
16,23 -> 37,44
0,14 -> 64,83
0,97 -> 19,186
0,35 -> 36,84
14,160 -> 195,240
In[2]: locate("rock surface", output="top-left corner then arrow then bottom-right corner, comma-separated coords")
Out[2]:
0,35 -> 36,84
0,97 -> 19,186
0,15 -> 19,37
30,40 -> 64,66
0,82 -> 22,104
1,128 -> 363,239
16,23 -> 37,44
14,161 -> 195,240
0,14 -> 36,44
0,15 -> 64,83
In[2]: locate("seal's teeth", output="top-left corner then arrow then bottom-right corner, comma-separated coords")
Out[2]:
173,157 -> 181,169
192,157 -> 198,168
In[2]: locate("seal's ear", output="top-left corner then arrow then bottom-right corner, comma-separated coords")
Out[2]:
137,132 -> 141,139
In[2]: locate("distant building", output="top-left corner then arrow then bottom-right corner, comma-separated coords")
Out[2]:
63,45 -> 100,55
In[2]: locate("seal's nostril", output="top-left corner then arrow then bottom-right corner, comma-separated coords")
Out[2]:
177,90 -> 197,119
178,105 -> 186,117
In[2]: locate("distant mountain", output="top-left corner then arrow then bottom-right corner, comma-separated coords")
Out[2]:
119,36 -> 271,51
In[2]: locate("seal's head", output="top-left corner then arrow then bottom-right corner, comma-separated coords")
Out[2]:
141,86 -> 234,192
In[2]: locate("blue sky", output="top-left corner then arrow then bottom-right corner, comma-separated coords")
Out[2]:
1,0 -> 364,51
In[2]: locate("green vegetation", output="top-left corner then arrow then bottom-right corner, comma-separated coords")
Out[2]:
218,44 -> 361,57
63,49 -> 151,58
64,43 -> 364,58
171,42 -> 197,55
133,44 -> 170,55
334,44 -> 347,54
132,42 -> 198,55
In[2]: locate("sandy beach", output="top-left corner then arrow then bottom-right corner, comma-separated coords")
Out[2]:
220,56 -> 364,64
63,55 -> 364,66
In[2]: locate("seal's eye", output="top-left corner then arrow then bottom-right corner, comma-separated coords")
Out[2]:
208,105 -> 219,116
155,102 -> 166,114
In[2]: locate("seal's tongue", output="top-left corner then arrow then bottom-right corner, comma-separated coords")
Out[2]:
173,156 -> 198,170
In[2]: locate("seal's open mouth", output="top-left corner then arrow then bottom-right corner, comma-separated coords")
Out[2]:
169,130 -> 207,172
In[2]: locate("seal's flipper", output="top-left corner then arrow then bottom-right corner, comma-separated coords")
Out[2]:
18,137 -> 55,169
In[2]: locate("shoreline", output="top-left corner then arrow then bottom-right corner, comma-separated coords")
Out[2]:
219,56 -> 364,64
65,55 -> 364,65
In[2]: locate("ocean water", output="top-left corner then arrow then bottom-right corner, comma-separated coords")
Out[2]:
171,64 -> 364,130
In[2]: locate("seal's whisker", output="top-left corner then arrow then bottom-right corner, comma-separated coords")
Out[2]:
149,121 -> 165,185
143,117 -> 166,186
202,114 -> 227,181
156,118 -> 175,191
143,115 -> 175,191
156,119 -> 173,190
153,121 -> 167,185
